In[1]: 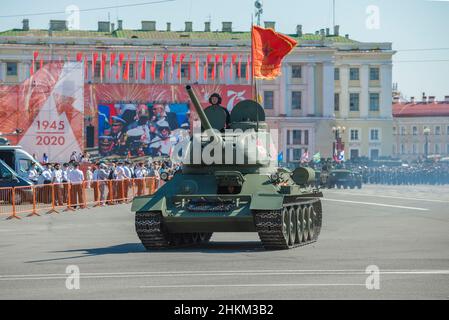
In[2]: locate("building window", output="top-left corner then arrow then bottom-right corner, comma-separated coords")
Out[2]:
291,91 -> 302,109
293,149 -> 302,161
413,126 -> 418,136
370,67 -> 380,81
264,91 -> 274,109
304,130 -> 309,145
155,63 -> 162,79
349,93 -> 359,111
393,144 -> 396,154
401,144 -> 405,154
435,126 -> 441,135
286,130 -> 290,145
435,144 -> 440,154
350,129 -> 359,141
235,63 -> 247,79
334,93 -> 340,111
369,93 -> 380,111
292,130 -> 302,145
370,129 -> 380,141
181,63 -> 189,78
349,67 -> 359,80
292,65 -> 302,78
334,68 -> 340,80
412,144 -> 417,154
94,62 -> 101,78
401,126 -> 406,135
6,62 -> 18,76
350,149 -> 359,159
447,126 -> 449,135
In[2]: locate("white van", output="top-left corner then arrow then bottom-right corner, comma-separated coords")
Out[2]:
0,146 -> 44,179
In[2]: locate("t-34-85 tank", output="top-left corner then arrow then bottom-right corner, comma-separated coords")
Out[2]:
132,85 -> 323,250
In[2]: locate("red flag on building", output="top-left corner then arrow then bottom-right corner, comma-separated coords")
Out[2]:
187,54 -> 193,81
221,54 -> 228,80
141,56 -> 146,80
92,52 -> 99,78
246,54 -> 251,81
135,53 -> 139,81
151,54 -> 157,81
100,53 -> 107,82
160,54 -> 168,80
117,53 -> 124,80
84,55 -> 88,79
33,51 -> 39,61
204,54 -> 212,81
237,55 -> 242,78
212,54 -> 220,80
251,25 -> 297,80
123,54 -> 130,81
195,55 -> 200,81
76,52 -> 83,62
39,58 -> 44,70
170,54 -> 177,79
109,53 -> 116,80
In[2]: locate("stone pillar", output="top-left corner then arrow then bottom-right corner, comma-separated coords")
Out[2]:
0,62 -> 6,81
278,64 -> 288,116
339,64 -> 349,118
360,64 -> 369,118
306,63 -> 316,116
322,62 -> 334,117
380,63 -> 393,118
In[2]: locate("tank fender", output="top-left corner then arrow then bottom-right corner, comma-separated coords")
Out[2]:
131,195 -> 166,213
250,194 -> 284,211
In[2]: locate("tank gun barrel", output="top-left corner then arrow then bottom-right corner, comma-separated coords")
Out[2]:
186,85 -> 213,132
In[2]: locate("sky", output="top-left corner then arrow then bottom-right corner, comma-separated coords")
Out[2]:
1,0 -> 448,100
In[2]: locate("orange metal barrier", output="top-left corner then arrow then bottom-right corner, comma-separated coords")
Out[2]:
0,177 -> 159,220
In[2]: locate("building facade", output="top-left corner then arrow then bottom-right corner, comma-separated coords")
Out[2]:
393,97 -> 449,160
0,19 -> 395,162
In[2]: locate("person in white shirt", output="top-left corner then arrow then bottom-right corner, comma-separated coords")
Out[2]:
40,164 -> 53,204
123,161 -> 132,200
134,162 -> 147,196
62,163 -> 70,203
68,163 -> 85,208
28,164 -> 39,184
114,162 -> 126,202
52,163 -> 64,206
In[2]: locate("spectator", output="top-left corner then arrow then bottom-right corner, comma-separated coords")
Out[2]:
68,163 -> 85,209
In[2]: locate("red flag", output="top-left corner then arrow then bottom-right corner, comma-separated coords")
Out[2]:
92,52 -> 99,78
195,55 -> 200,81
141,56 -> 147,80
221,54 -> 228,80
117,53 -> 124,80
251,25 -> 297,79
135,53 -> 139,81
76,52 -> 83,62
33,51 -> 39,61
230,54 -> 237,79
109,53 -> 116,80
211,54 -> 220,80
30,64 -> 34,76
170,54 -> 177,79
100,53 -> 107,82
151,54 -> 157,81
160,54 -> 168,80
237,55 -> 242,78
39,58 -> 44,70
84,55 -> 88,79
178,53 -> 186,80
123,54 -> 130,81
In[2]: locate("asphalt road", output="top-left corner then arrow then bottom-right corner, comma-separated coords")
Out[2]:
0,184 -> 448,300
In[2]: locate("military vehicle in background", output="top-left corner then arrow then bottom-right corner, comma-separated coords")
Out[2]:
326,169 -> 362,189
132,85 -> 323,250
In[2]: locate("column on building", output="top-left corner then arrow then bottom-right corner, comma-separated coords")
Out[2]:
0,62 -> 5,81
380,63 -> 393,118
306,63 -> 315,116
360,64 -> 369,118
278,64 -> 288,116
18,62 -> 29,82
339,64 -> 349,118
322,62 -> 334,117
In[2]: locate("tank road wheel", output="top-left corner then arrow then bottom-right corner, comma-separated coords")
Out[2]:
301,207 -> 309,242
295,206 -> 304,244
135,212 -> 170,249
282,207 -> 290,244
288,207 -> 297,246
307,206 -> 315,241
199,233 -> 213,243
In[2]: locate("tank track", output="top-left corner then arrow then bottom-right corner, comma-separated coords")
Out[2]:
253,198 -> 322,250
135,211 -> 213,249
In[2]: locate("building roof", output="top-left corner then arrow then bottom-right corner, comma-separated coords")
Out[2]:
393,102 -> 449,117
0,28 -> 357,44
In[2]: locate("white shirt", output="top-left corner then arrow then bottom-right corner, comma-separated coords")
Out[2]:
68,169 -> 84,184
93,169 -> 99,181
42,169 -> 52,182
135,167 -> 146,178
123,166 -> 132,179
115,166 -> 126,180
28,168 -> 38,181
52,169 -> 63,183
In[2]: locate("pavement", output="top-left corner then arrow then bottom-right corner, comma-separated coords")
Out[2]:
0,184 -> 448,300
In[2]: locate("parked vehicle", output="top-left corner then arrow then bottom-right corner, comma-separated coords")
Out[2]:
0,146 -> 43,180
0,159 -> 34,204
326,169 -> 362,189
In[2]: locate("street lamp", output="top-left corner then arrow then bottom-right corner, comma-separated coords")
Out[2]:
423,127 -> 431,159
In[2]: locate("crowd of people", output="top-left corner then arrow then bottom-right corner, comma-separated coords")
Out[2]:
27,158 -> 181,208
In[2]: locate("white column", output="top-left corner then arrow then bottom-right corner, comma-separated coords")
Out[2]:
306,63 -> 315,116
339,64 -> 349,118
380,63 -> 393,118
279,65 -> 288,116
0,62 -> 5,81
360,64 -> 369,118
322,62 -> 334,117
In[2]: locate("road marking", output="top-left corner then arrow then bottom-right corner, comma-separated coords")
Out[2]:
139,283 -> 366,289
324,191 -> 449,203
322,198 -> 429,211
1,269 -> 448,281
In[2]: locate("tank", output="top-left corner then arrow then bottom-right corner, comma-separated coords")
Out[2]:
132,85 -> 323,250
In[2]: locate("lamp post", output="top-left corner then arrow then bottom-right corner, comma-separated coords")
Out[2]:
423,127 -> 431,160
